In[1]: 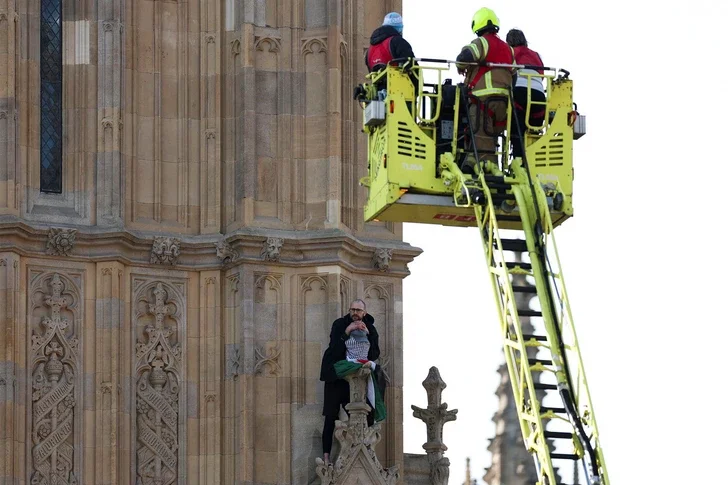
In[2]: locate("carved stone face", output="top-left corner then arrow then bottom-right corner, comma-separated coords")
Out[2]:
373,248 -> 392,271
216,240 -> 236,263
262,237 -> 283,261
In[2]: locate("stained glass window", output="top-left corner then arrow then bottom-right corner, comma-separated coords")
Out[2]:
40,0 -> 62,193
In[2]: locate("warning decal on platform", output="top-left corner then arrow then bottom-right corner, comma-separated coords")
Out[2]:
433,214 -> 476,222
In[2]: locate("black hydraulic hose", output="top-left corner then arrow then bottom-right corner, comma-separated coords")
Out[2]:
542,253 -> 600,481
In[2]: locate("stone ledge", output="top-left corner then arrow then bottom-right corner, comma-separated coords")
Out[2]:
0,219 -> 423,276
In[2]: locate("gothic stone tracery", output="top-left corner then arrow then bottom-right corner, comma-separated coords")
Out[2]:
29,273 -> 81,485
134,282 -> 183,485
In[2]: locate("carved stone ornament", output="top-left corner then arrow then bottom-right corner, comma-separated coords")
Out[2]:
230,38 -> 241,56
372,248 -> 393,272
315,367 -> 400,485
46,228 -> 78,257
135,283 -> 182,485
411,367 -> 458,485
215,239 -> 238,263
150,237 -> 181,265
30,273 -> 80,485
253,345 -> 281,376
377,354 -> 392,387
227,347 -> 242,378
254,35 -> 282,53
260,237 -> 283,262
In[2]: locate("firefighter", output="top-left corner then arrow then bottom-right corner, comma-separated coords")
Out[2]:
456,7 -> 514,175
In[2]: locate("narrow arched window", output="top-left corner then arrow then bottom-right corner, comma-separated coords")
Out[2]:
39,0 -> 63,193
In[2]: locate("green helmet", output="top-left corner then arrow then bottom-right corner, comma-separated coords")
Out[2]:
471,7 -> 500,34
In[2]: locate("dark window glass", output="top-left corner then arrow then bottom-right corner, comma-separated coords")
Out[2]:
40,0 -> 62,193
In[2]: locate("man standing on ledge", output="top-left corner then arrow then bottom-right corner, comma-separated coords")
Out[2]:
319,299 -> 381,465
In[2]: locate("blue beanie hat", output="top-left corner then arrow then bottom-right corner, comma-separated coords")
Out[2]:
383,12 -> 403,33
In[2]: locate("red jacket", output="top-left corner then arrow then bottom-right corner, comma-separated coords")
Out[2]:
367,37 -> 395,71
513,46 -> 544,74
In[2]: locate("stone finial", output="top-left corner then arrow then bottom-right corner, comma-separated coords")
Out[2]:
46,228 -> 78,256
150,236 -> 181,265
261,237 -> 283,262
315,366 -> 400,485
215,239 -> 238,263
372,248 -> 392,272
412,366 -> 458,485
464,457 -> 475,485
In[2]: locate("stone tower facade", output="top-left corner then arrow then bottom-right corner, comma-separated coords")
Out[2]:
0,1 -> 419,484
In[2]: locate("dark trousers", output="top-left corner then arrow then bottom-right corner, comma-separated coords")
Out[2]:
511,87 -> 546,158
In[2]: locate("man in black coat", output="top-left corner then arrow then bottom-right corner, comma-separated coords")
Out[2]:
364,12 -> 415,72
319,298 -> 380,464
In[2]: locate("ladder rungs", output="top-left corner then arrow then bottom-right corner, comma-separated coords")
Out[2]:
534,383 -> 558,390
551,453 -> 580,461
505,261 -> 532,271
517,309 -> 542,317
497,238 -> 528,252
544,431 -> 573,439
512,285 -> 537,293
522,334 -> 547,342
528,358 -> 553,366
540,406 -> 567,414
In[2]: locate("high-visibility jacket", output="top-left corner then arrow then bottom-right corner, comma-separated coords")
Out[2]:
461,33 -> 514,98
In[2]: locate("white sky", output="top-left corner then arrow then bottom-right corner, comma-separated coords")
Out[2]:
399,1 -> 728,484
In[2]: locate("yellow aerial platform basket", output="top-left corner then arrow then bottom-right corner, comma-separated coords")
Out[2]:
358,61 -> 583,230
356,61 -> 610,485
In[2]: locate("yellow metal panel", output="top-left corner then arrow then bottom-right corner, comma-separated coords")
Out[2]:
358,63 -> 608,485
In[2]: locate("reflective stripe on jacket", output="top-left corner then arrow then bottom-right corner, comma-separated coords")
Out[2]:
462,33 -> 514,98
